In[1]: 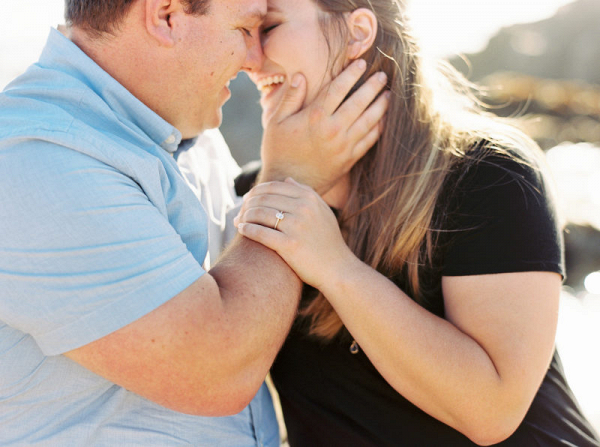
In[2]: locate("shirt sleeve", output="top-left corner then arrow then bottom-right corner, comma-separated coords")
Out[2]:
0,142 -> 205,355
440,153 -> 565,278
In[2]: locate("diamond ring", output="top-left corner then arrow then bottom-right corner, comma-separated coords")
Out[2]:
273,211 -> 285,230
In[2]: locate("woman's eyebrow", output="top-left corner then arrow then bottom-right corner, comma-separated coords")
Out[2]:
267,4 -> 283,13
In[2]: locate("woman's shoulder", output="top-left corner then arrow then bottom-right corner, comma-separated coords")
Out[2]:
438,140 -> 564,278
451,141 -> 546,194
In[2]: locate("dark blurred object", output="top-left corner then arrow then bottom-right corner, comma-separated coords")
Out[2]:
564,223 -> 600,292
234,160 -> 261,197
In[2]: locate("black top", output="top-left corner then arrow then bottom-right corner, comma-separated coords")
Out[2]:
236,153 -> 599,446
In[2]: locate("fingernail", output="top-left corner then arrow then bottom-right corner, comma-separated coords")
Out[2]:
357,59 -> 367,70
237,223 -> 245,233
384,90 -> 392,99
377,72 -> 387,83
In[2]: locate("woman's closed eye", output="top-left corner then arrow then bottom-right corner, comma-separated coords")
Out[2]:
261,23 -> 279,34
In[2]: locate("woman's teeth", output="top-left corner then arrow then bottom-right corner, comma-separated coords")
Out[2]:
256,75 -> 286,94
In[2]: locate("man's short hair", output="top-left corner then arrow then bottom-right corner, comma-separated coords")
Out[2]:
65,0 -> 211,36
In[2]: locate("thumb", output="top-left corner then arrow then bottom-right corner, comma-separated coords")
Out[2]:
272,73 -> 306,123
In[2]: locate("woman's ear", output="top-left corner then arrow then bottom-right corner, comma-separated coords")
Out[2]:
345,8 -> 378,60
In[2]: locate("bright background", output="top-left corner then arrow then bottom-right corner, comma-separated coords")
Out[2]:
3,0 -> 600,437
0,0 -> 576,89
409,0 -> 577,56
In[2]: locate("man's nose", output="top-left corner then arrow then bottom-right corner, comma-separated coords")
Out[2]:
242,33 -> 265,73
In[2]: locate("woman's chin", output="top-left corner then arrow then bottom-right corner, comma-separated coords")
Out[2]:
261,109 -> 276,128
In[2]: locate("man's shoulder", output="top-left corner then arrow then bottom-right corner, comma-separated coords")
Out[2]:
0,77 -> 81,138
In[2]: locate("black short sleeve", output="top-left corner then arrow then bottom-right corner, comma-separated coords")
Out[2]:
440,153 -> 564,277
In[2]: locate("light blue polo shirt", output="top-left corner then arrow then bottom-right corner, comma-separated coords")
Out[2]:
0,28 -> 278,446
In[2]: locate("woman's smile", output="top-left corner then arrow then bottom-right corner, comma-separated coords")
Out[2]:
255,74 -> 286,95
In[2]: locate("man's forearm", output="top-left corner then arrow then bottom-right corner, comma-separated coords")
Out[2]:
209,234 -> 302,374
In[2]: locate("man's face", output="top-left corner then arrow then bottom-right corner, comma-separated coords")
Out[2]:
171,0 -> 266,137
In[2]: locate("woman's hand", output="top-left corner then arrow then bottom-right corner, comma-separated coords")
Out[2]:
236,180 -> 561,445
259,60 -> 389,195
234,178 -> 357,290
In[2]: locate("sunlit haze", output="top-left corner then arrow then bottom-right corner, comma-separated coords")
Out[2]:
408,0 -> 576,57
1,0 -> 576,89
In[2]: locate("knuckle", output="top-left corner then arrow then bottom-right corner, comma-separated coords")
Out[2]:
359,118 -> 372,136
325,121 -> 343,141
260,207 -> 274,222
244,208 -> 258,222
254,194 -> 269,207
328,82 -> 345,100
286,237 -> 300,252
308,106 -> 325,125
296,202 -> 312,216
306,191 -> 320,204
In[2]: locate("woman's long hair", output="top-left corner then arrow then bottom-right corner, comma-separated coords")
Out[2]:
302,0 -> 546,339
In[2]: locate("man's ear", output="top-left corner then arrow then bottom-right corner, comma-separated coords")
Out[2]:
145,0 -> 182,47
345,8 -> 378,60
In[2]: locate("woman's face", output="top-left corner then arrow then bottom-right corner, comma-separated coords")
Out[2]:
248,0 -> 339,126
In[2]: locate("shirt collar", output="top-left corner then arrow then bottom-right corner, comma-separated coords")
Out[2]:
38,28 -> 182,153
173,137 -> 199,161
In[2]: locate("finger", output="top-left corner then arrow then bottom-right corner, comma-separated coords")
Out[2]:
334,72 -> 388,128
284,177 -> 315,192
242,195 -> 298,220
236,182 -> 300,227
240,206 -> 289,230
244,180 -> 306,200
318,59 -> 367,115
237,222 -> 287,253
270,73 -> 307,124
346,90 -> 390,153
349,121 -> 384,163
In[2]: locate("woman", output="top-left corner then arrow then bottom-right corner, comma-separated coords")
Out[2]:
235,0 -> 600,445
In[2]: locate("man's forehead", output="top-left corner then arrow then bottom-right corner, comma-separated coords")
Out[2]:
232,0 -> 267,22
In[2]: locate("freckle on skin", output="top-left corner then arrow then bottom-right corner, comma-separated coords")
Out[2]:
211,72 -> 214,76
151,339 -> 155,343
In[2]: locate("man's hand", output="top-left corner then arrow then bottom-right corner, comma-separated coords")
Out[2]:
259,59 -> 390,195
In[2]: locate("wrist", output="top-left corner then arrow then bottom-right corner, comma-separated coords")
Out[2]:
317,248 -> 364,299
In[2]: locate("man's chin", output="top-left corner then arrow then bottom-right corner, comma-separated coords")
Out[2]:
185,111 -> 223,138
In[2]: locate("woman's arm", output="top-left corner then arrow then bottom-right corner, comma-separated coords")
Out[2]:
321,263 -> 559,446
235,179 -> 560,445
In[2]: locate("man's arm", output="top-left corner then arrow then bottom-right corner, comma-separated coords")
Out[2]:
66,236 -> 300,416
65,61 -> 388,417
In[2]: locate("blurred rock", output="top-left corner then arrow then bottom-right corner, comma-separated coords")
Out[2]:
451,0 -> 600,85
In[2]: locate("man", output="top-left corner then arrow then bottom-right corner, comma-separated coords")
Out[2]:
0,0 -> 387,445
